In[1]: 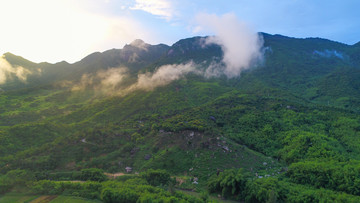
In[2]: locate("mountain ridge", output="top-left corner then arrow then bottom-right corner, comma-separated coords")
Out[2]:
1,33 -> 359,111
2,32 -> 355,67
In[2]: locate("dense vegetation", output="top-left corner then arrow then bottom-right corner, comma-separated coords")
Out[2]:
0,33 -> 360,202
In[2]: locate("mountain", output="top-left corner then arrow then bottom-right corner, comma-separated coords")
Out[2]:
1,33 -> 360,202
75,39 -> 169,75
0,39 -> 169,91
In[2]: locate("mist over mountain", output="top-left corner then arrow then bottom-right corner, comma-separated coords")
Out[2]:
1,33 -> 360,202
1,33 -> 359,109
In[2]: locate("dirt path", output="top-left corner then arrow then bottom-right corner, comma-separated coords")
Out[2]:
29,195 -> 58,203
104,172 -> 126,179
66,180 -> 85,183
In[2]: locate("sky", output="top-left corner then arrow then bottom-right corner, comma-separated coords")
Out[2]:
0,0 -> 359,63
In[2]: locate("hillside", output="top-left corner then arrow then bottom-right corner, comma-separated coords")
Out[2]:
1,34 -> 360,202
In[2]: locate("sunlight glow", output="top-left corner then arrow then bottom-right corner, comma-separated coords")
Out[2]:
0,0 -> 149,63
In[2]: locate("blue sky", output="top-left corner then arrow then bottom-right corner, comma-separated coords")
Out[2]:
0,0 -> 359,63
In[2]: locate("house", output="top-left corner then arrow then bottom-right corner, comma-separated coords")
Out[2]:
125,167 -> 132,173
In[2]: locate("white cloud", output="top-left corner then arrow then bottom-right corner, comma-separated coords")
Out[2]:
130,62 -> 198,91
70,62 -> 198,95
98,68 -> 128,91
195,13 -> 264,78
0,55 -> 32,84
130,0 -> 174,21
71,67 -> 128,93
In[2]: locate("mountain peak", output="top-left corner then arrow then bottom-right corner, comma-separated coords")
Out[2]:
129,39 -> 149,50
130,39 -> 145,45
2,52 -> 36,67
3,52 -> 17,58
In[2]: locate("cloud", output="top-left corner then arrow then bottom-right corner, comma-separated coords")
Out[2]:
97,68 -> 128,90
71,74 -> 94,92
67,13 -> 265,95
203,61 -> 224,78
69,61 -> 201,96
70,62 -> 198,96
195,13 -> 264,78
0,55 -> 31,84
71,67 -> 128,93
131,0 -> 174,21
128,62 -> 198,91
313,49 -> 344,59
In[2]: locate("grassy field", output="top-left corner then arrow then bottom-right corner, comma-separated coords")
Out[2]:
0,194 -> 101,203
0,194 -> 38,203
48,196 -> 102,203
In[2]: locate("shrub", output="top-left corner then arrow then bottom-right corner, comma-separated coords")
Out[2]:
31,180 -> 102,199
101,187 -> 139,203
80,168 -> 107,182
0,169 -> 34,193
141,169 -> 171,186
207,168 -> 247,199
245,178 -> 286,203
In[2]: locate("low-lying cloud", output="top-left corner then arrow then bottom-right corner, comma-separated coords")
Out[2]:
0,55 -> 31,84
196,13 -> 264,78
71,67 -> 128,93
128,62 -> 198,91
69,13 -> 264,95
313,49 -> 344,59
70,62 -> 199,95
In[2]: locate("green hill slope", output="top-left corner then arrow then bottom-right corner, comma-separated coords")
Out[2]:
1,33 -> 360,201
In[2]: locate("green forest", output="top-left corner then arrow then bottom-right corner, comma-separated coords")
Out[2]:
1,33 -> 360,202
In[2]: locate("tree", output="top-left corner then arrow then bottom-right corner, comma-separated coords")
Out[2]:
141,169 -> 171,186
207,168 -> 247,199
245,178 -> 286,203
80,168 -> 107,182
